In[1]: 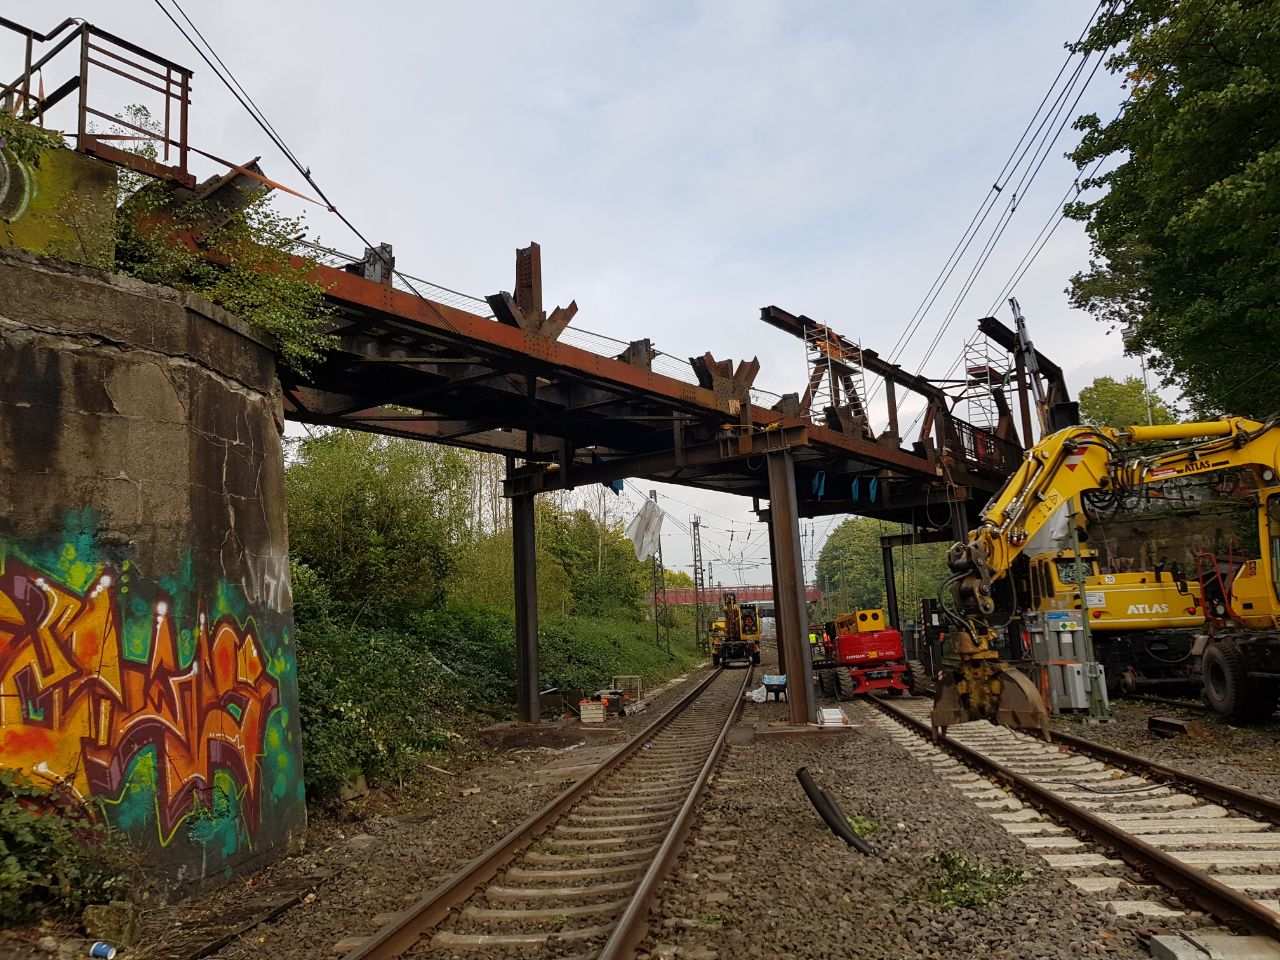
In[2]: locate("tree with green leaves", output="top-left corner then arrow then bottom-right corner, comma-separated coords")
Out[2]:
815,517 -> 951,625
663,569 -> 695,588
1066,0 -> 1280,416
539,507 -> 650,618
1078,374 -> 1175,426
285,430 -> 471,620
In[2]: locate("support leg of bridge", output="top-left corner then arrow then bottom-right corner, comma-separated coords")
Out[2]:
766,449 -> 815,725
512,488 -> 540,724
767,517 -> 786,674
882,542 -> 900,631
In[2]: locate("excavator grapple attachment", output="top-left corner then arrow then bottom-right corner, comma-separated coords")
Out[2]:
930,658 -> 1051,741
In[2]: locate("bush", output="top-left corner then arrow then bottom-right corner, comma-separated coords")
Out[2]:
296,617 -> 471,797
295,595 -> 704,799
0,769 -> 127,925
923,851 -> 1036,908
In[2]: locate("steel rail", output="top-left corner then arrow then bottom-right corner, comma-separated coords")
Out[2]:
875,698 -> 1280,943
1049,727 -> 1280,827
342,665 -> 749,960
598,664 -> 751,959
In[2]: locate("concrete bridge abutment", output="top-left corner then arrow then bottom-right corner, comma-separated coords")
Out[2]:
0,248 -> 306,894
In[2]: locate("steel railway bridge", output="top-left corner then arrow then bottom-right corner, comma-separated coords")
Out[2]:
1,15 -> 1075,725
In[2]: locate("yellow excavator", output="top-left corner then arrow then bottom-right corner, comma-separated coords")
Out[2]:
1019,542 -> 1205,695
937,415 -> 1280,735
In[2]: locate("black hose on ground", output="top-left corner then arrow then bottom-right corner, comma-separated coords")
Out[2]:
820,787 -> 874,856
795,767 -> 873,855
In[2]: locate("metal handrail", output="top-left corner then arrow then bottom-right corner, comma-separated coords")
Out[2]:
0,17 -> 194,185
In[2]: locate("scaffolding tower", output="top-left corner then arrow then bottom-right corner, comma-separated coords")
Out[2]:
803,322 -> 869,422
959,330 -> 1011,430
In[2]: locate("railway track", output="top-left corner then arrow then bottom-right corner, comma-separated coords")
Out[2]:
340,664 -> 751,960
870,695 -> 1280,947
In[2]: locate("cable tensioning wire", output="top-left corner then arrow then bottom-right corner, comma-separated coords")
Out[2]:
865,0 -> 1114,402
904,41 -> 1112,385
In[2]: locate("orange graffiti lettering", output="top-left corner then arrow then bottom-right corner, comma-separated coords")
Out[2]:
0,561 -> 280,837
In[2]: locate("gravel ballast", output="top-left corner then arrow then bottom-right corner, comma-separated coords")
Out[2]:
127,665 -> 715,960
1052,699 -> 1280,799
638,669 -> 1149,960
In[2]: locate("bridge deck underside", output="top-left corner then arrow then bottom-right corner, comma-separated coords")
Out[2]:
281,263 -> 1010,529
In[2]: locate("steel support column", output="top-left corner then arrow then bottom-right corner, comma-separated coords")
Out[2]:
881,542 -> 900,630
766,449 -> 815,724
511,483 -> 540,724
766,517 -> 786,674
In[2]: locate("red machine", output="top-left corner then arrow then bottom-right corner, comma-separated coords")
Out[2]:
813,609 -> 914,699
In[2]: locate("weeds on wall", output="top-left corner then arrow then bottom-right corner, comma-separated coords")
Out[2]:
0,769 -> 129,925
34,106 -> 335,370
0,113 -> 64,166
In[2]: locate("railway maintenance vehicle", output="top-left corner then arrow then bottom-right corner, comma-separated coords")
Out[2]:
1016,543 -> 1204,696
938,415 -> 1280,733
812,609 -> 914,699
710,591 -> 762,667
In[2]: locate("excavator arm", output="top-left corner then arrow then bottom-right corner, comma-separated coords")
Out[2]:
934,416 -> 1279,736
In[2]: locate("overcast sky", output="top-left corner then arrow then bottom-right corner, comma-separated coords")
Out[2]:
6,1 -> 1146,586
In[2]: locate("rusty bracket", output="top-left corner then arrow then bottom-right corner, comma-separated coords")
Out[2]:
487,242 -> 578,340
689,352 -> 759,413
616,338 -> 655,370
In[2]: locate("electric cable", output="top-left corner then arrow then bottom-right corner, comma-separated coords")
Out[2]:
904,0 -> 1228,442
864,0 -> 1115,406
905,44 -> 1111,383
150,0 -> 571,436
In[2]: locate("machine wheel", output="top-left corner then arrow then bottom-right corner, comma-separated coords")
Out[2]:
835,669 -> 856,701
751,651 -> 761,665
902,664 -> 918,695
712,654 -> 721,667
1202,640 -> 1249,720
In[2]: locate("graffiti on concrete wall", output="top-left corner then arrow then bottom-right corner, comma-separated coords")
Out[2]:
0,536 -> 300,858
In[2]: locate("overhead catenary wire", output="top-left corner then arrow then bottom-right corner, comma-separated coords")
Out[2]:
901,0 -> 1228,440
150,0 -> 572,430
864,0 -> 1115,408
902,32 -> 1113,386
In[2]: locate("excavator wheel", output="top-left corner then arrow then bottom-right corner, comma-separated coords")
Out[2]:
1203,640 -> 1249,720
835,668 -> 856,701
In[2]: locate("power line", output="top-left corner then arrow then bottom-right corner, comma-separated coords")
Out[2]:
901,0 -> 1226,441
902,28 -> 1113,384
864,1 -> 1114,405
151,0 -> 569,431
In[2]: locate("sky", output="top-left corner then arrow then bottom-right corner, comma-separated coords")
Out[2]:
4,1 -> 1153,586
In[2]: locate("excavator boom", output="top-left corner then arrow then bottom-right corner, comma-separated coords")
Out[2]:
935,416 -> 1280,737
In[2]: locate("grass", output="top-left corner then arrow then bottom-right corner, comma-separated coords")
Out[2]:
922,851 -> 1036,908
846,815 -> 879,837
698,912 -> 736,925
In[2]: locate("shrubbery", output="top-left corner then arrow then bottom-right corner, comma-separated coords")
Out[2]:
286,433 -> 706,800
294,561 -> 702,799
0,770 -> 128,924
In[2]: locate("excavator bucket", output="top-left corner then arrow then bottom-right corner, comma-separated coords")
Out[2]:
930,663 -> 1051,741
